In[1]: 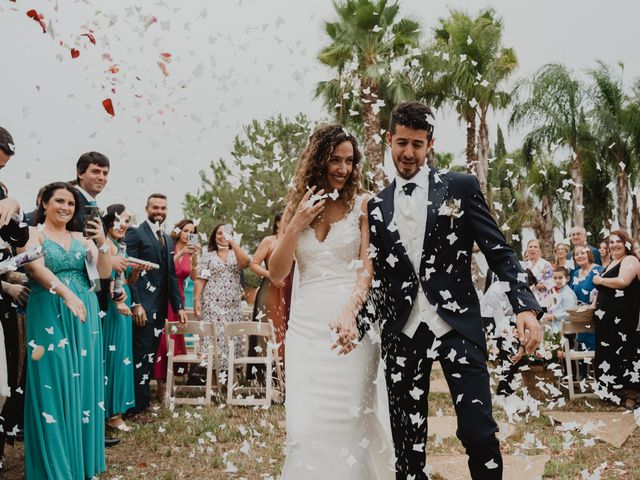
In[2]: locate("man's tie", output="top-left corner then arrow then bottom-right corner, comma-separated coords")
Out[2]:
156,230 -> 165,250
402,182 -> 417,196
87,199 -> 98,207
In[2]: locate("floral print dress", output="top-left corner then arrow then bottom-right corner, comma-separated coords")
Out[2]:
197,249 -> 244,369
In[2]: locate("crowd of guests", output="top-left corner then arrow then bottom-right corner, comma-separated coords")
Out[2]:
0,126 -> 293,478
481,225 -> 640,408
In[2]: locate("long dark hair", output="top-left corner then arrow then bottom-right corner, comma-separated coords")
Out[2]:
283,124 -> 362,227
102,204 -> 127,235
272,212 -> 283,236
171,219 -> 198,243
33,182 -> 81,229
207,223 -> 225,252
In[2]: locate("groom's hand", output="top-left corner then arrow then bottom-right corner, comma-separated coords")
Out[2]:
516,310 -> 542,354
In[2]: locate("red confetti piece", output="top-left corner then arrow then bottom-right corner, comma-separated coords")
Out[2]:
102,98 -> 115,116
26,9 -> 46,34
81,33 -> 96,45
159,52 -> 172,59
106,65 -> 119,74
70,48 -> 80,59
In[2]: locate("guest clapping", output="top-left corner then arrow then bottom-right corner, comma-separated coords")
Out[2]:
154,219 -> 201,389
593,230 -> 640,407
20,182 -> 111,479
194,224 -> 250,370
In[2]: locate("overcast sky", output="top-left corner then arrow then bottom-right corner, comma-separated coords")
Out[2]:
1,0 -> 638,226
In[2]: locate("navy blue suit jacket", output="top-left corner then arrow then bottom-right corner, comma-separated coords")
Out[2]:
124,221 -> 182,323
364,167 -> 541,353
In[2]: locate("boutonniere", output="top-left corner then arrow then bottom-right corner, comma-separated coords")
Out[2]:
438,198 -> 463,228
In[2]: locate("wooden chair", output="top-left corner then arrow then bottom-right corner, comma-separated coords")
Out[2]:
561,308 -> 597,400
164,311 -> 221,406
224,321 -> 285,407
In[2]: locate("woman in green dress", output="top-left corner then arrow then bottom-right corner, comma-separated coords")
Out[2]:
20,182 -> 112,479
102,204 -> 146,433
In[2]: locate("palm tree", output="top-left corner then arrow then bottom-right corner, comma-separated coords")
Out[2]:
316,0 -> 421,190
518,152 -> 571,259
588,62 -> 640,232
418,8 -> 517,194
510,63 -> 593,228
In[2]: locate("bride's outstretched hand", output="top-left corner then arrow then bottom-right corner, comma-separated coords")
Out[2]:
329,310 -> 359,355
288,187 -> 326,233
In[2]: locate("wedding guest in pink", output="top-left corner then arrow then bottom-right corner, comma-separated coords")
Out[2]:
154,219 -> 200,393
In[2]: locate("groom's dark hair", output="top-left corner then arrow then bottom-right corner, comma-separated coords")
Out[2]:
389,101 -> 435,139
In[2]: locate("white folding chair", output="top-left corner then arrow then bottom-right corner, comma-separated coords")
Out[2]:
562,308 -> 597,400
164,311 -> 221,406
224,321 -> 285,407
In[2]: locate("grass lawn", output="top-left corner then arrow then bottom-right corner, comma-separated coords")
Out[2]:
4,372 -> 640,479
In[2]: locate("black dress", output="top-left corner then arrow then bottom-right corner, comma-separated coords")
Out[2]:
594,261 -> 640,399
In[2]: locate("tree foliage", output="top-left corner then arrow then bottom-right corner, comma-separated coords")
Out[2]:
183,114 -> 312,260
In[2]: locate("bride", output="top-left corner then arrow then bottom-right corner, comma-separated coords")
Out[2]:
269,125 -> 395,479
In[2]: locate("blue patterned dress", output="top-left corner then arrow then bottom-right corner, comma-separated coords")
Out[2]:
24,236 -> 105,479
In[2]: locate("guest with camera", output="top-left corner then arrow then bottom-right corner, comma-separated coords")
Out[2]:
154,219 -> 200,395
194,224 -> 250,372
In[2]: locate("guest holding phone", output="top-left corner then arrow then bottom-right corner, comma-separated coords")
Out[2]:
194,224 -> 250,371
154,219 -> 200,393
20,182 -> 112,479
102,205 -> 149,433
69,152 -> 122,447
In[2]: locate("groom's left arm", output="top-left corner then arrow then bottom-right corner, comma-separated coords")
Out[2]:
463,175 -> 541,318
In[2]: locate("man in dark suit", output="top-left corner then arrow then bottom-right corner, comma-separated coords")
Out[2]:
364,102 -> 542,480
125,193 -> 186,415
69,151 -> 124,447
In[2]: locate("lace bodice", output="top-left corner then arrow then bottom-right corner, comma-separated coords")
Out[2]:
31,236 -> 91,293
295,194 -> 366,284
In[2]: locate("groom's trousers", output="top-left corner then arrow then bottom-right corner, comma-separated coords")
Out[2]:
383,323 -> 502,480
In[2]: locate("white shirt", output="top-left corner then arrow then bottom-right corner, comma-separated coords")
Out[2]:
74,185 -> 98,206
393,167 -> 452,339
145,219 -> 165,244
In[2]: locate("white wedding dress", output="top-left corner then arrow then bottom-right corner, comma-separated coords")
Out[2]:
280,195 -> 395,480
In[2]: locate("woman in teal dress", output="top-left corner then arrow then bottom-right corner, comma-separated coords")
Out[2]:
20,182 -> 112,479
102,204 -> 146,432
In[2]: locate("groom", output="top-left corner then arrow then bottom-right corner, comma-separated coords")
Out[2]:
364,101 -> 542,479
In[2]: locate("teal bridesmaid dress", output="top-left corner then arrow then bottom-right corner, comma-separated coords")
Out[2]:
24,236 -> 106,479
103,239 -> 135,418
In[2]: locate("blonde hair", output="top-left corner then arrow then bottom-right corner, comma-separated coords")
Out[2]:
283,124 -> 363,226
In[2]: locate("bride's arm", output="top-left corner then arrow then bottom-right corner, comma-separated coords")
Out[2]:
270,189 -> 325,283
330,196 -> 373,354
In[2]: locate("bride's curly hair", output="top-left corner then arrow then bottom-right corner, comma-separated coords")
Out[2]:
283,124 -> 363,226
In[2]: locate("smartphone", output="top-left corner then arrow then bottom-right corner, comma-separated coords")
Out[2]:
222,224 -> 233,240
83,205 -> 100,237
187,233 -> 199,245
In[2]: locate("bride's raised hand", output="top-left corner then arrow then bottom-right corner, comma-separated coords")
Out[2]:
329,309 -> 359,355
288,187 -> 326,234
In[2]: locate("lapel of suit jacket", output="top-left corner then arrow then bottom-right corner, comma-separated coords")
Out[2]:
141,221 -> 162,262
421,167 -> 451,257
378,180 -> 414,272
